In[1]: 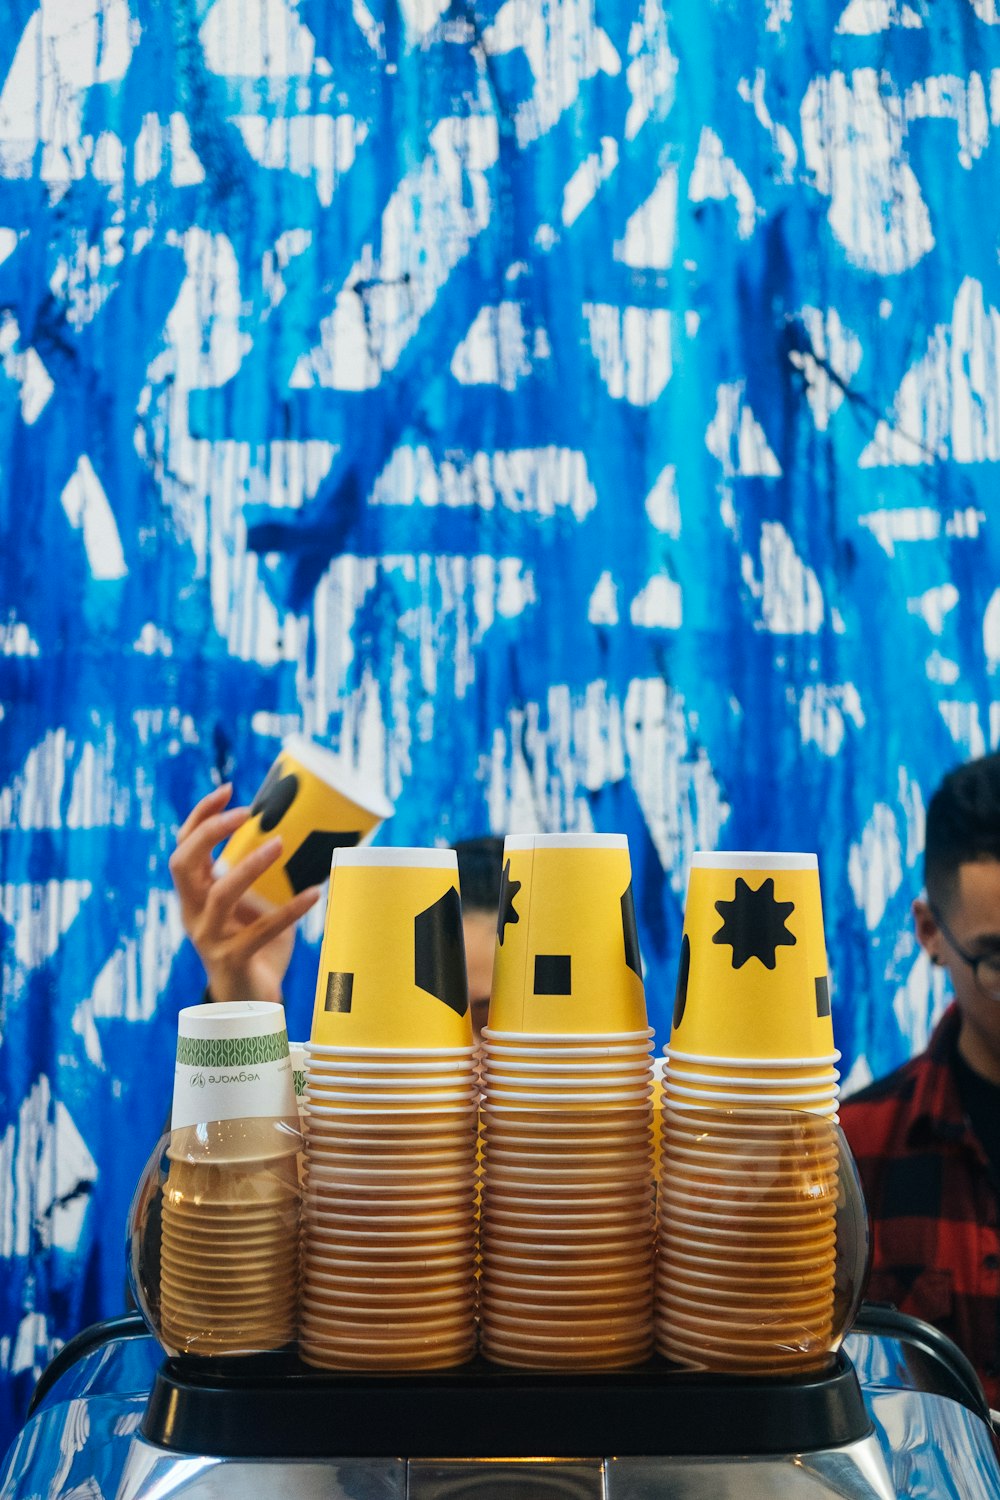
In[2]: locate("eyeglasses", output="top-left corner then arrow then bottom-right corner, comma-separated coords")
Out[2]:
929,902 -> 1000,1001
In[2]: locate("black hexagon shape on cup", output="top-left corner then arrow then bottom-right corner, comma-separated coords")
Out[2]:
414,886 -> 469,1016
284,831 -> 361,894
251,765 -> 299,833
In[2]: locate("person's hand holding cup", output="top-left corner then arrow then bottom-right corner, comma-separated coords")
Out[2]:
170,738 -> 394,1006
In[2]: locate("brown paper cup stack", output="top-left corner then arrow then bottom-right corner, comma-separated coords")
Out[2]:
479,834 -> 655,1369
656,853 -> 841,1374
300,848 -> 478,1370
216,736 -> 394,909
160,1002 -> 301,1356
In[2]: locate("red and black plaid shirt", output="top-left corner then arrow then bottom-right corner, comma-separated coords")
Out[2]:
840,1004 -> 1000,1409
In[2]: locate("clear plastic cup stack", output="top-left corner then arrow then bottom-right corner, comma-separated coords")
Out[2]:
158,1001 -> 302,1356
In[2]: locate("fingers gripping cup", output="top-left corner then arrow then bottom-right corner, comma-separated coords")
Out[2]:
310,849 -> 472,1050
489,834 -> 647,1036
669,853 -> 834,1063
216,737 -> 394,910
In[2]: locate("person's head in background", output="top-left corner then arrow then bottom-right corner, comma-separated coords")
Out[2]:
454,835 -> 504,1044
913,752 -> 1000,1082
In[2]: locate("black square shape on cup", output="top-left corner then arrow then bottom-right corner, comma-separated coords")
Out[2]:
534,954 -> 571,995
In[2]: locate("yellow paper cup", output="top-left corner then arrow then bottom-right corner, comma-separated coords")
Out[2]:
216,736 -> 394,908
488,835 -> 647,1035
310,849 -> 472,1049
670,853 -> 834,1061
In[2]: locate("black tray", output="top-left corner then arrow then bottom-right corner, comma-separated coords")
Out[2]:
142,1350 -> 870,1458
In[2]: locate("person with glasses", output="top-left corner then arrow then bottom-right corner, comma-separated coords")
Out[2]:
841,752 -> 1000,1407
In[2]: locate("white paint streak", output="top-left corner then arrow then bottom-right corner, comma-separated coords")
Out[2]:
644,465 -> 680,536
630,574 -> 682,629
0,728 -> 69,829
0,0 -> 135,186
706,382 -> 781,477
298,116 -> 498,381
938,700 -> 987,758
689,127 -> 760,239
82,890 -> 185,1046
60,455 -> 127,580
857,506 -> 940,554
0,882 -> 93,970
561,137 -> 618,225
905,74 -> 990,169
985,589 -> 1000,669
738,69 -> 798,179
615,164 -> 677,270
588,571 -> 619,625
801,69 -> 933,274
907,583 -> 959,635
787,305 -> 862,431
483,0 -> 621,147
624,0 -> 677,141
484,677 -> 730,883
49,226 -> 125,330
0,617 -> 39,657
200,0 -> 323,76
742,521 -> 824,635
0,1077 -> 96,1264
235,114 -> 367,207
860,279 -> 1000,467
848,802 -> 902,929
370,444 -> 598,522
583,304 -> 672,405
0,313 -> 54,424
799,682 -> 865,756
836,0 -> 923,32
451,302 -> 540,391
893,950 -> 951,1057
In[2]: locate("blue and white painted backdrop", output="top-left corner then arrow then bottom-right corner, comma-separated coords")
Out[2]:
2,0 -> 1000,1449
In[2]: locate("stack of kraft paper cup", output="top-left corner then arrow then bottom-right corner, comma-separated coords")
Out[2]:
479,834 -> 656,1369
159,1001 -> 301,1355
656,852 -> 843,1374
299,848 -> 479,1371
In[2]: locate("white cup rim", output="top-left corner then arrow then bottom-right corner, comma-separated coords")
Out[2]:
484,1053 -> 651,1069
663,1065 -> 840,1088
484,1042 -> 654,1060
484,1028 -> 653,1044
483,1068 -> 650,1086
281,736 -> 395,817
305,1090 -> 477,1109
690,851 -> 818,871
503,833 -> 629,852
307,1058 -> 476,1075
663,1047 -> 841,1067
177,1000 -> 285,1034
331,846 -> 456,871
484,1087 -> 653,1103
663,1081 -> 839,1105
307,1043 -> 475,1059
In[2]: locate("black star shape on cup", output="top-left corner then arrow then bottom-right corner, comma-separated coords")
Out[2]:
496,858 -> 521,946
712,876 -> 796,970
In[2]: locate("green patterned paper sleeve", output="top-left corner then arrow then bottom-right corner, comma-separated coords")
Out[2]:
176,1028 -> 290,1069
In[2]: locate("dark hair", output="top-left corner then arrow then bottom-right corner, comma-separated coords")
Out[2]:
453,836 -> 504,914
925,753 -> 1000,911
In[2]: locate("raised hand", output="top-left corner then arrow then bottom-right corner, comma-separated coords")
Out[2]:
169,783 -> 320,1005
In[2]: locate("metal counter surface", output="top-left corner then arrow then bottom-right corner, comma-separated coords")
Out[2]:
2,1332 -> 998,1500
